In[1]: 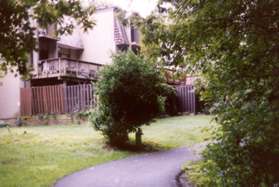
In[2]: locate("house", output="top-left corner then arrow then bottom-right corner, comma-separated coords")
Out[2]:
0,6 -> 141,119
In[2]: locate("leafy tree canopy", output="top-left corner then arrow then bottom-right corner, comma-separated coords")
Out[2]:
0,0 -> 95,76
127,8 -> 186,67
91,51 -> 172,146
126,5 -> 190,81
141,0 -> 279,185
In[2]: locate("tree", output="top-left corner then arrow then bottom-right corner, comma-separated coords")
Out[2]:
0,0 -> 95,76
91,51 -> 172,146
143,0 -> 279,185
127,7 -> 190,84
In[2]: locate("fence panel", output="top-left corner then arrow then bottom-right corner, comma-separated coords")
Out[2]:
21,84 -> 195,116
20,84 -> 94,116
20,88 -> 32,116
65,84 -> 95,113
175,85 -> 196,114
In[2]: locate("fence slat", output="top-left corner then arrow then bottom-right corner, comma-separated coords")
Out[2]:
20,88 -> 32,116
63,85 -> 68,113
175,85 -> 196,114
21,84 -> 196,116
20,84 -> 94,116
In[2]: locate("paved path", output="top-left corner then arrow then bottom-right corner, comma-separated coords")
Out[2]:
54,147 -> 199,187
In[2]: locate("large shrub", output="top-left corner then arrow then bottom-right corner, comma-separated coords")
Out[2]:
91,52 -> 172,146
170,0 -> 279,185
164,87 -> 179,116
141,0 -> 279,185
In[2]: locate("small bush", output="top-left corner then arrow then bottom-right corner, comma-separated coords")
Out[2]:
165,89 -> 178,116
91,51 -> 172,146
185,160 -> 220,186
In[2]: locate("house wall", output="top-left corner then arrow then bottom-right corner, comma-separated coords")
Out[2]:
0,7 -> 138,119
0,72 -> 23,119
58,23 -> 83,49
54,8 -> 116,65
79,8 -> 116,65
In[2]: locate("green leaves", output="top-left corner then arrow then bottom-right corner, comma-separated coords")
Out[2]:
91,51 -> 172,146
149,0 -> 279,185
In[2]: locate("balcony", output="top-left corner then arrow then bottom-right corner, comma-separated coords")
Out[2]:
33,58 -> 102,80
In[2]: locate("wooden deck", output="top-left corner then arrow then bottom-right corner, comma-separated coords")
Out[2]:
32,58 -> 102,80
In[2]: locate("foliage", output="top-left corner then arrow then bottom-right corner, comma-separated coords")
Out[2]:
0,0 -> 95,76
185,160 -> 222,186
128,6 -> 193,86
127,7 -> 186,68
164,85 -> 179,116
194,78 -> 213,114
91,51 -> 172,146
141,17 -> 186,67
146,0 -> 279,185
77,109 -> 93,120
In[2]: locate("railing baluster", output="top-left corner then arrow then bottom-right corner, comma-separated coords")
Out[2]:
33,57 -> 102,80
58,58 -> 61,76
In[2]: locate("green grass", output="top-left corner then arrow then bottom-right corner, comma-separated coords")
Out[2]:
0,115 -> 213,187
141,115 -> 213,148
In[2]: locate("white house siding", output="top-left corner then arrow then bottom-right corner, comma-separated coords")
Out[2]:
0,7 -> 127,119
0,72 -> 23,119
58,22 -> 83,50
79,8 -> 116,65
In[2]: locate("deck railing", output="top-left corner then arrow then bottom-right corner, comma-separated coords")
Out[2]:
33,58 -> 102,80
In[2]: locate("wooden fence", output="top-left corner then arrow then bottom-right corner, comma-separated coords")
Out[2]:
20,84 -> 95,116
21,84 -> 196,116
175,85 -> 196,114
65,84 -> 94,113
20,88 -> 32,116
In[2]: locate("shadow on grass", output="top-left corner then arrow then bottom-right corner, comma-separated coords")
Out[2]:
105,141 -> 167,153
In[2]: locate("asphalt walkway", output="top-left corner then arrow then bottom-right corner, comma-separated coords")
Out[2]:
54,147 -> 198,187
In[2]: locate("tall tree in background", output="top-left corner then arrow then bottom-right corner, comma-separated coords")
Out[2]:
142,0 -> 279,185
0,0 -> 95,76
130,7 -> 187,68
128,4 -> 192,84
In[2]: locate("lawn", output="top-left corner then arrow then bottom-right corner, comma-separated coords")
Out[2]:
0,115 -> 213,187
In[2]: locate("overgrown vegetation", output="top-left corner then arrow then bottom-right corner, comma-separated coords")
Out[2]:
138,0 -> 279,185
91,51 -> 174,146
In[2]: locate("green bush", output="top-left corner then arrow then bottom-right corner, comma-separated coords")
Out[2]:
194,78 -> 213,114
163,86 -> 178,116
151,0 -> 279,185
91,51 -> 171,146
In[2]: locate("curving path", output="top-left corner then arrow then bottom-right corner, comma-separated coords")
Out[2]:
54,147 -> 199,187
